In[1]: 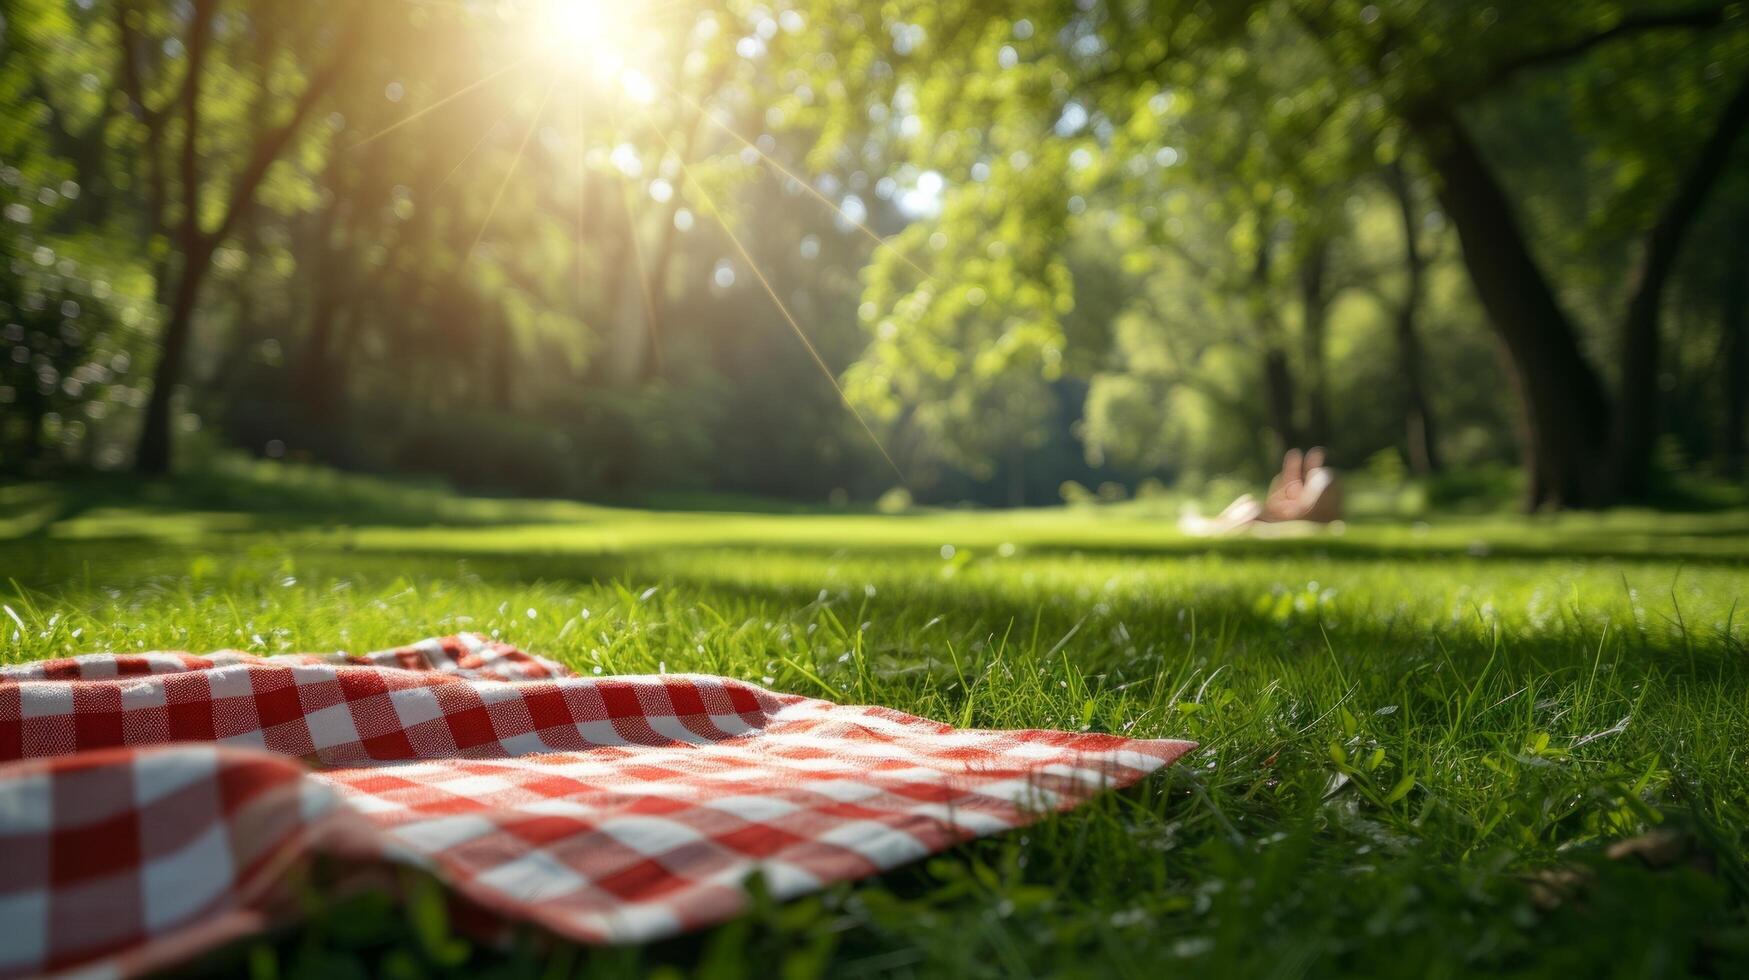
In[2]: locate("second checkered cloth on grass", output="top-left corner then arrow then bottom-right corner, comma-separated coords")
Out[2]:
0,634 -> 1194,977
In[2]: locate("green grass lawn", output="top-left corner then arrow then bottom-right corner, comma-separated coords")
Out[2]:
5,468 -> 1749,978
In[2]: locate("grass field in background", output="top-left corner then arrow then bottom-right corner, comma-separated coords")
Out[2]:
4,467 -> 1748,978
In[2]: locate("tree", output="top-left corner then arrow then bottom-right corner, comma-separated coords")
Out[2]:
792,0 -> 1749,507
1295,1 -> 1749,505
5,0 -> 386,473
792,1 -> 1385,479
1725,220 -> 1749,477
123,1 -> 378,473
1383,160 -> 1442,474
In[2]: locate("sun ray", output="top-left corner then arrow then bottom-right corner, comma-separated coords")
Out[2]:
636,106 -> 906,482
434,117 -> 499,192
468,70 -> 561,259
433,75 -> 544,192
389,0 -> 472,11
351,56 -> 532,150
654,73 -> 935,284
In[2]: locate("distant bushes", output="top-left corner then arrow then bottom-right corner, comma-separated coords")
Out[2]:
1424,465 -> 1523,512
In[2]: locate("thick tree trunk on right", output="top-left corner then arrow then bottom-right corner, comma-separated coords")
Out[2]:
1407,102 -> 1613,508
1613,73 -> 1749,497
1724,223 -> 1748,478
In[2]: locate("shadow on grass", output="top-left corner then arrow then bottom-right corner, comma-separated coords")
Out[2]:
0,472 -> 616,536
11,504 -> 1749,569
8,537 -> 1744,691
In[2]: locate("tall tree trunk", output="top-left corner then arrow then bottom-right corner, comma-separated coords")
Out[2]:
1611,73 -> 1749,498
490,315 -> 515,412
1262,347 -> 1300,455
136,0 -> 218,477
15,382 -> 47,469
1250,232 -> 1300,455
298,293 -> 349,427
1385,162 -> 1441,474
608,232 -> 650,384
1725,222 -> 1748,478
1299,240 -> 1332,449
298,171 -> 354,429
588,170 -> 649,386
1406,101 -> 1613,508
639,209 -> 677,381
136,246 -> 215,475
1397,304 -> 1442,477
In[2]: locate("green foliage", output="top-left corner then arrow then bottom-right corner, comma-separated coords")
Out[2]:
6,0 -> 1749,503
789,0 -> 1749,494
845,160 -> 1075,478
0,161 -> 158,470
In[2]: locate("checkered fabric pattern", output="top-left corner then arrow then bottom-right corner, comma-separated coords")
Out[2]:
0,634 -> 1194,978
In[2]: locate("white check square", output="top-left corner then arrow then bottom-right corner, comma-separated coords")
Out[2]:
303,702 -> 362,750
595,816 -> 707,855
390,814 -> 499,854
0,891 -> 46,971
814,820 -> 930,869
18,683 -> 74,718
475,849 -> 587,901
389,686 -> 445,728
131,746 -> 218,806
0,770 -> 53,833
119,679 -> 168,710
141,820 -> 234,932
703,795 -> 801,823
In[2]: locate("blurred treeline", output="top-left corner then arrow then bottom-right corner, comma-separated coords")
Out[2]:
1,1 -> 1746,508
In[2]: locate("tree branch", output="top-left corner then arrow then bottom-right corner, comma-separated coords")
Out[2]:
113,1 -> 164,123
1080,51 -> 1173,93
1383,160 -> 1424,318
201,50 -> 355,252
114,0 -> 170,239
1155,230 -> 1217,283
1482,5 -> 1733,92
178,0 -> 219,251
1624,70 -> 1749,338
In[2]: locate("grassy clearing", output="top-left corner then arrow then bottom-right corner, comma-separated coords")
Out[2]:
4,469 -> 1748,978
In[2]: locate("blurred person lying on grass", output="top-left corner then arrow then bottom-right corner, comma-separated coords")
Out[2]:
1181,448 -> 1344,536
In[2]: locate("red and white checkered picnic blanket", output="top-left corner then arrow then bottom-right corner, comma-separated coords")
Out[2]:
0,634 -> 1193,977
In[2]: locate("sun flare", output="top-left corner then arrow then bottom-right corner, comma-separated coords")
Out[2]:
357,0 -> 900,476
526,0 -> 650,82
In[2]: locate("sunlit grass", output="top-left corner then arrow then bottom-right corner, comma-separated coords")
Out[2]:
3,469 -> 1747,976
